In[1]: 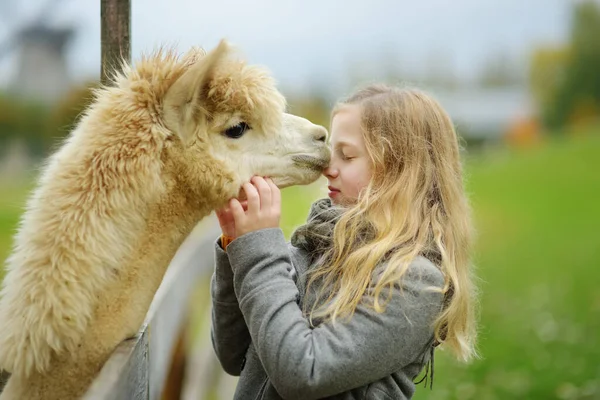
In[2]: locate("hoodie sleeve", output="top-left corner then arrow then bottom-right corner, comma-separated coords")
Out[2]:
227,228 -> 445,400
209,236 -> 251,376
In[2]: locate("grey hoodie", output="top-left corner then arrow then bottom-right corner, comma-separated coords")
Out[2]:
210,199 -> 445,399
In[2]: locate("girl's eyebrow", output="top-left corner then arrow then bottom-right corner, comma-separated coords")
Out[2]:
333,140 -> 356,149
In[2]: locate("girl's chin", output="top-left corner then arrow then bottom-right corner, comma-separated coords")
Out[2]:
328,193 -> 357,207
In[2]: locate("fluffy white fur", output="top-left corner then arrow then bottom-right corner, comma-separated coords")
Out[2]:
0,40 -> 329,399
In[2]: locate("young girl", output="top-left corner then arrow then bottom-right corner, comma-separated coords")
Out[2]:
210,84 -> 478,399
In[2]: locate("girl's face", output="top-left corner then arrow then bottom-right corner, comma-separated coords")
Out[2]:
323,105 -> 372,206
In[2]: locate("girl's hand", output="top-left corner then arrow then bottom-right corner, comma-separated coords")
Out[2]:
230,176 -> 281,237
215,201 -> 247,238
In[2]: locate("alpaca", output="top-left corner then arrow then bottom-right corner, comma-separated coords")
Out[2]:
0,40 -> 330,399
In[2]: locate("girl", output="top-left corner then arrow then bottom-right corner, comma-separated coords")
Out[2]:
210,84 -> 478,399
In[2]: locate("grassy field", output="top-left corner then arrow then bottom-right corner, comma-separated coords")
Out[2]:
0,179 -> 34,281
414,131 -> 600,400
1,129 -> 599,399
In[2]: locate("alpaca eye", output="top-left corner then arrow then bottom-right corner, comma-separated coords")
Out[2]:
224,122 -> 250,139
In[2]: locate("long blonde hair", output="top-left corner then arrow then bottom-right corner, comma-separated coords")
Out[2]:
306,84 -> 478,362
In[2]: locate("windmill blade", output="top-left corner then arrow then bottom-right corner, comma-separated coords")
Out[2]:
0,0 -> 74,64
32,0 -> 68,25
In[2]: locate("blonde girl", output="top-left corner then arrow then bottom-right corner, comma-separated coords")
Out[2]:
210,84 -> 478,399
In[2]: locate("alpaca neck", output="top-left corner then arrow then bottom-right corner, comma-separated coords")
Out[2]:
128,185 -> 212,294
90,183 -> 214,339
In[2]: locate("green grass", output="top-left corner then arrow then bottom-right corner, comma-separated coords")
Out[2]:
414,131 -> 600,400
0,180 -> 33,281
279,179 -> 327,238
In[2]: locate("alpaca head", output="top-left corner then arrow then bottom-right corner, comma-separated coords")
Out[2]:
161,40 -> 331,204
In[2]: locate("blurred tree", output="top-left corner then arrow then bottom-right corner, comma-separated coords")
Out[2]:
529,46 -> 570,117
16,101 -> 50,156
0,93 -> 22,147
0,81 -> 99,158
544,0 -> 600,130
44,81 -> 99,151
286,94 -> 331,129
0,93 -> 48,156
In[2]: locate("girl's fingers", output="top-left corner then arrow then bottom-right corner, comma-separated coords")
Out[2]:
229,198 -> 245,222
243,182 -> 260,214
267,178 -> 281,212
252,176 -> 271,211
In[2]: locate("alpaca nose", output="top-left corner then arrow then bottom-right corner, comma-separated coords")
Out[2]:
312,126 -> 328,143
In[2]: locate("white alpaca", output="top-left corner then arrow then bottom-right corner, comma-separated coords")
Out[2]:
0,40 -> 330,400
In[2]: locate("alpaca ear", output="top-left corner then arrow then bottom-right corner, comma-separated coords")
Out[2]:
163,39 -> 230,144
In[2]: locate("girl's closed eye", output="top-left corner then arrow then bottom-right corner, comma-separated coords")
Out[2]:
337,148 -> 355,161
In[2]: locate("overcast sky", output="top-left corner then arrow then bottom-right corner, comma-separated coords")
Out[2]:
0,0 -> 575,97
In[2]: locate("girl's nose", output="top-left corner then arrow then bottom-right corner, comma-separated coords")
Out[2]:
323,165 -> 338,179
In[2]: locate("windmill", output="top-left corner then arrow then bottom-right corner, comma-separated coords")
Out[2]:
0,0 -> 75,104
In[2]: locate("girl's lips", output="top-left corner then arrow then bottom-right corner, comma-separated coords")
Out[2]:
328,186 -> 340,199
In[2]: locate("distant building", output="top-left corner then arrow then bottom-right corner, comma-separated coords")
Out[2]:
9,25 -> 75,104
430,86 -> 537,143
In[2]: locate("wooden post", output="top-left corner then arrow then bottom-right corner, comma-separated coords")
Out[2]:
100,0 -> 131,85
